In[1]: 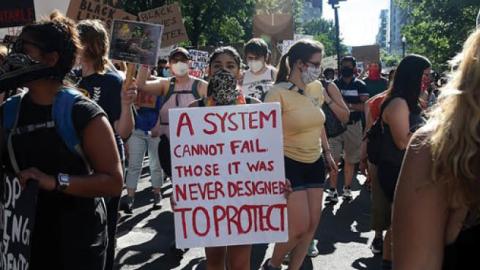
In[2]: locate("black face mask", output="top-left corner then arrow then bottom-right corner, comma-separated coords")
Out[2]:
341,67 -> 354,78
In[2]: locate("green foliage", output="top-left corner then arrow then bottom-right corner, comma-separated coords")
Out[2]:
302,18 -> 347,56
396,0 -> 477,71
381,50 -> 401,67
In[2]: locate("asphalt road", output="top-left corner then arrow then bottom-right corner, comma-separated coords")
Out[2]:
115,169 -> 382,270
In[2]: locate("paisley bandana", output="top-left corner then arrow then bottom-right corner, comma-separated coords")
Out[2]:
207,69 -> 245,106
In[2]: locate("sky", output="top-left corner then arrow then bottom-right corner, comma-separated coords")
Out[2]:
322,0 -> 390,46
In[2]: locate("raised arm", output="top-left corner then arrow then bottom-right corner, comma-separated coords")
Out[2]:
136,65 -> 169,96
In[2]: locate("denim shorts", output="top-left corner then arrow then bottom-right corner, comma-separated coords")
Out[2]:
285,156 -> 326,191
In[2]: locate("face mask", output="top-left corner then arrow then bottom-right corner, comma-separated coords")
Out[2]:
421,75 -> 430,92
208,69 -> 239,105
171,62 -> 189,76
301,65 -> 322,85
248,60 -> 264,73
341,67 -> 354,78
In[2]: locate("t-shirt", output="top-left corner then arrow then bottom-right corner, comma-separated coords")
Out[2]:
364,77 -> 389,98
76,69 -> 123,127
242,66 -> 276,101
1,93 -> 108,269
265,80 -> 325,163
135,96 -> 162,132
334,77 -> 368,122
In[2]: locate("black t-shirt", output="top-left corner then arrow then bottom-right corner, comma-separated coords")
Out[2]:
1,93 -> 108,269
334,77 -> 368,122
76,69 -> 123,127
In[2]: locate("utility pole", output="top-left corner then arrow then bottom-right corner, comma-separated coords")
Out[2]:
329,0 -> 346,72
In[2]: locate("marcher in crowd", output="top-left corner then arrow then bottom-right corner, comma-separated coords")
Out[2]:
0,11 -> 124,270
263,39 -> 337,270
393,28 -> 480,270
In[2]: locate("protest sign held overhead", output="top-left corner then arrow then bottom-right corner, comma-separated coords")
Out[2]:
188,49 -> 209,78
0,177 -> 39,270
351,45 -> 381,68
253,13 -> 294,41
169,103 -> 288,249
0,0 -> 35,28
109,20 -> 164,66
138,3 -> 188,47
66,0 -> 137,31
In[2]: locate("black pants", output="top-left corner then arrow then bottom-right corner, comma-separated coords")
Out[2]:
105,196 -> 120,270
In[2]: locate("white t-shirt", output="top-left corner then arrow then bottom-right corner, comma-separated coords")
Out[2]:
242,66 -> 276,101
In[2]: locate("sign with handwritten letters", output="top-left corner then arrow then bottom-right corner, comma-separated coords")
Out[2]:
138,3 -> 188,47
169,103 -> 288,248
0,177 -> 39,270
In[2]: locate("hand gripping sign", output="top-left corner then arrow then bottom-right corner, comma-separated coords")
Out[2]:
169,103 -> 288,248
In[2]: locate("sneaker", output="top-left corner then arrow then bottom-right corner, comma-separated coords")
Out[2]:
307,239 -> 319,257
153,193 -> 162,207
343,186 -> 352,200
370,237 -> 383,254
325,189 -> 339,204
262,259 -> 282,270
125,196 -> 134,214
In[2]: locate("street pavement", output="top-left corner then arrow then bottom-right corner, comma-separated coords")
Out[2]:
115,168 -> 382,270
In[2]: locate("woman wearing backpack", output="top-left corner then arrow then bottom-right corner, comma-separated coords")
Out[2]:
0,12 -> 123,270
262,40 -> 337,270
136,47 -> 208,179
375,55 -> 429,270
393,29 -> 480,270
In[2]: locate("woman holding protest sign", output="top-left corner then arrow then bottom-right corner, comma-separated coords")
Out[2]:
186,46 -> 261,270
262,40 -> 337,270
0,11 -> 123,270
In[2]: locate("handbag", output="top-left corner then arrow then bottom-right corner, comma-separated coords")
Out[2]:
321,81 -> 346,138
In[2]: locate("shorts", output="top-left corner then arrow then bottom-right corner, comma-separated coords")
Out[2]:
329,121 -> 363,164
285,156 -> 326,191
369,162 -> 392,231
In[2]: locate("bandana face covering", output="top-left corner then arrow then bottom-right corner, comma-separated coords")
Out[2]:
207,69 -> 242,105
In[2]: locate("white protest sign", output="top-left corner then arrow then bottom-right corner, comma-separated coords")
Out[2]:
169,103 -> 288,248
281,34 -> 314,55
188,49 -> 209,78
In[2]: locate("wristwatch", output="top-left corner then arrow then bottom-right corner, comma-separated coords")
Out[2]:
57,173 -> 70,191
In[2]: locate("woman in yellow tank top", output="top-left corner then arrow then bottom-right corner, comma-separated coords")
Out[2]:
262,40 -> 337,270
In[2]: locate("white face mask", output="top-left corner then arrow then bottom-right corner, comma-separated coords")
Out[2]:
301,65 -> 322,85
171,62 -> 189,76
248,60 -> 264,73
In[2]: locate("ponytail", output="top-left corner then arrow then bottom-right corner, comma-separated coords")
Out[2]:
275,39 -> 324,84
275,54 -> 290,83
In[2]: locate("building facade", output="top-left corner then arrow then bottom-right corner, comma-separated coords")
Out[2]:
389,1 -> 409,55
376,9 -> 388,50
301,0 -> 323,23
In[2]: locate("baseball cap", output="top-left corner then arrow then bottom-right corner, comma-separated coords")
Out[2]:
169,47 -> 191,60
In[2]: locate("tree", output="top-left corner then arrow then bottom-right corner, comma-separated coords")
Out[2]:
396,0 -> 478,71
302,18 -> 347,56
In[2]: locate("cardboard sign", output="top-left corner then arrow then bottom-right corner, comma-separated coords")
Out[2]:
351,45 -> 381,68
109,20 -> 164,66
66,0 -> 137,31
0,176 -> 39,270
0,0 -> 35,28
253,13 -> 294,41
169,103 -> 288,248
138,3 -> 188,48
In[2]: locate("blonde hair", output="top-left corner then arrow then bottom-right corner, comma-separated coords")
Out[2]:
426,29 -> 480,207
77,20 -> 109,74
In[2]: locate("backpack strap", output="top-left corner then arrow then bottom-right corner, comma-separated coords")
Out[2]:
191,79 -> 201,99
162,77 -> 176,107
52,87 -> 91,172
3,93 -> 26,173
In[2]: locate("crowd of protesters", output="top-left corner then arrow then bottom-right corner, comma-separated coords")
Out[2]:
0,9 -> 479,270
